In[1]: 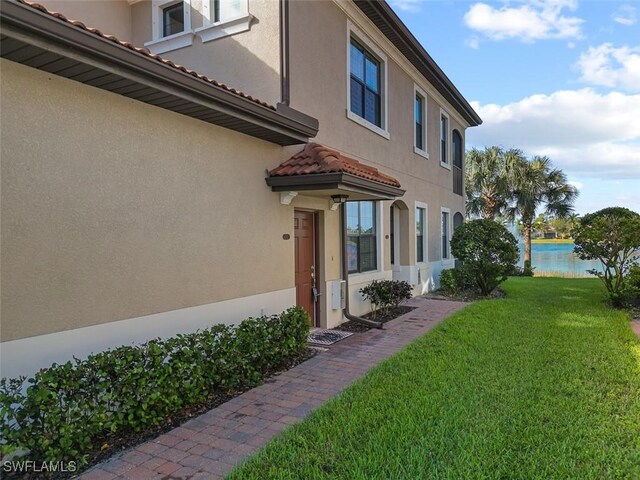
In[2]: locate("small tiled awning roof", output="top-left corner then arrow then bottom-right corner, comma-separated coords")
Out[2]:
266,143 -> 405,199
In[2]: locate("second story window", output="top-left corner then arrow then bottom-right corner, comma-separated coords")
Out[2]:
350,39 -> 381,128
415,95 -> 424,150
163,3 -> 185,37
440,110 -> 450,167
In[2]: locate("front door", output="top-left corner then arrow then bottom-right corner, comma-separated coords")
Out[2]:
294,210 -> 316,326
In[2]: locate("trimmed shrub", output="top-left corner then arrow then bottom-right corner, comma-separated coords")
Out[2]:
450,219 -> 519,296
440,268 -> 474,293
573,207 -> 640,307
622,264 -> 640,306
359,280 -> 412,318
0,307 -> 309,464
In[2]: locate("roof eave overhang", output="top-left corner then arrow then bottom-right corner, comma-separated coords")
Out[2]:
266,172 -> 406,200
354,0 -> 482,128
0,0 -> 319,146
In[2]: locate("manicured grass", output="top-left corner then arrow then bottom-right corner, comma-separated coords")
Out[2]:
531,238 -> 574,244
228,278 -> 640,479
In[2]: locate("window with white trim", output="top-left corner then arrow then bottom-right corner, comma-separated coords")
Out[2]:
440,110 -> 450,167
198,0 -> 252,43
414,85 -> 427,157
441,210 -> 450,259
147,0 -> 193,54
347,23 -> 389,139
416,206 -> 426,263
347,201 -> 377,274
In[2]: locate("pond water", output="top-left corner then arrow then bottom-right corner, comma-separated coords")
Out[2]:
518,242 -> 601,277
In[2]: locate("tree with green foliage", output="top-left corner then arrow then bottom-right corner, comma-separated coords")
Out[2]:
465,146 -> 523,220
450,219 -> 519,295
573,207 -> 640,307
506,156 -> 578,271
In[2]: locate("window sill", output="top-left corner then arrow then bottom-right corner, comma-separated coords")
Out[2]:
145,31 -> 194,55
195,14 -> 253,43
414,146 -> 429,159
347,110 -> 390,140
440,161 -> 452,170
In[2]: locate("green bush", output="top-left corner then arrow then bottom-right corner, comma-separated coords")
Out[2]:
450,219 -> 519,296
622,264 -> 640,306
0,307 -> 309,464
359,280 -> 412,318
573,207 -> 640,307
440,268 -> 474,293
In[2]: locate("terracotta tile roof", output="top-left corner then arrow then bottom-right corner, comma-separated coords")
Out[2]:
270,143 -> 402,188
15,0 -> 275,110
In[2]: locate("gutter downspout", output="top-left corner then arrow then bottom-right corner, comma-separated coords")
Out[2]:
279,0 -> 290,106
340,203 -> 383,329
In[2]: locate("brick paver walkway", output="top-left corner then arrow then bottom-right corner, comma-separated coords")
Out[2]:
631,319 -> 640,340
81,298 -> 467,480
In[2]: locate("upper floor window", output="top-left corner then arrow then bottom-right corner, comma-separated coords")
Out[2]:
453,130 -> 463,195
147,0 -> 193,54
415,94 -> 425,152
346,23 -> 389,139
350,39 -> 381,128
347,201 -> 377,274
440,110 -> 450,167
163,3 -> 185,37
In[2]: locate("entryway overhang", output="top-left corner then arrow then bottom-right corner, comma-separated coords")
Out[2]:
266,143 -> 406,203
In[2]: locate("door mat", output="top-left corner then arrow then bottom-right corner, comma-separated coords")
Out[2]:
307,328 -> 353,346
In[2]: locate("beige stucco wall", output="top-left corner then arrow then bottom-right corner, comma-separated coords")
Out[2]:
37,0 -> 281,105
288,0 -> 467,269
0,59 -> 293,342
39,0 -> 133,41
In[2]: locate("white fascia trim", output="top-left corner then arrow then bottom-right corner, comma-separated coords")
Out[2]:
415,201 -> 428,265
441,206 -> 452,262
146,0 -> 194,54
439,108 -> 451,169
196,13 -> 253,43
346,20 -> 390,140
334,1 -> 471,129
0,287 -> 296,379
413,83 -> 428,158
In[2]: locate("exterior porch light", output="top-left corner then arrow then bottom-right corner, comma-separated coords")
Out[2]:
330,194 -> 349,211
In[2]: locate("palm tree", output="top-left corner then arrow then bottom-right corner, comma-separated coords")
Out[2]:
465,147 -> 523,219
506,156 -> 578,270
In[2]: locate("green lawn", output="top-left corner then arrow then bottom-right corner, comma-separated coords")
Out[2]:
228,278 -> 640,479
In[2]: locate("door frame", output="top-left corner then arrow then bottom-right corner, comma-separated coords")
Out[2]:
294,209 -> 320,327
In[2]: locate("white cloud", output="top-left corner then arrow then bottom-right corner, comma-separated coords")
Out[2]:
390,0 -> 423,13
575,44 -> 640,92
612,5 -> 637,26
467,89 -> 640,179
568,180 -> 583,191
463,0 -> 583,42
466,36 -> 481,49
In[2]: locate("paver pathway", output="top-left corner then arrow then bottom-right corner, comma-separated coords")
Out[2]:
631,319 -> 640,340
81,298 -> 467,480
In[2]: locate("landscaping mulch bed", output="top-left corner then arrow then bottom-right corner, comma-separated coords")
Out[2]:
422,287 -> 504,303
27,348 -> 318,480
335,306 -> 417,333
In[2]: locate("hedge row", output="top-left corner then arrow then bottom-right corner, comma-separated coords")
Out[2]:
0,307 -> 309,464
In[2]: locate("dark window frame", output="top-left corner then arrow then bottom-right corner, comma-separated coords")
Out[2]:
347,201 -> 378,274
162,2 -> 185,37
415,93 -> 425,151
441,211 -> 450,259
416,206 -> 425,263
350,39 -> 382,128
440,113 -> 449,165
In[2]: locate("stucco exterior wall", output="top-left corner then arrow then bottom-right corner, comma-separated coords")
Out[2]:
0,58 -> 293,342
37,0 -> 281,105
287,0 -> 467,293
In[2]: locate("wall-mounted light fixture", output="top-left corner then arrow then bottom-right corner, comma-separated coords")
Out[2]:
330,194 -> 349,211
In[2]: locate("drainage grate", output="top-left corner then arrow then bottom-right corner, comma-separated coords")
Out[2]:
307,328 -> 353,345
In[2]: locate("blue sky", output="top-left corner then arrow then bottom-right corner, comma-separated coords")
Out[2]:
391,0 -> 639,215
